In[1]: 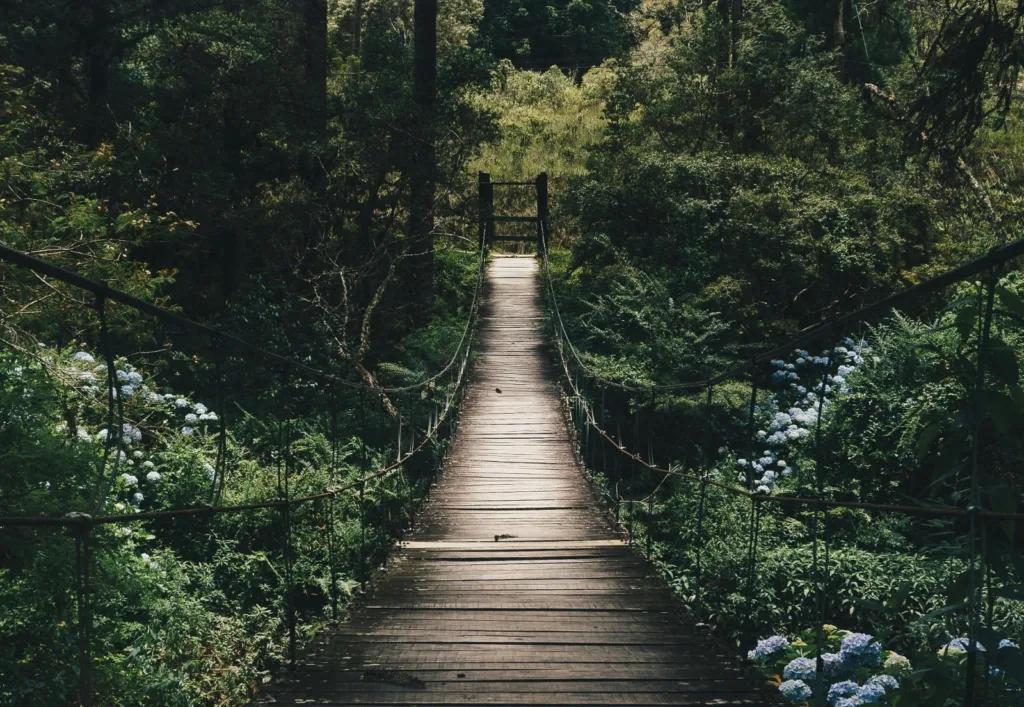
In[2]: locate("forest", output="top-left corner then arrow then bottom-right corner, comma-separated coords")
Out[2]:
2,0 -> 1024,705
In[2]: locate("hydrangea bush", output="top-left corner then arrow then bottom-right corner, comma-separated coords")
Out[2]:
1,345 -> 432,705
750,626 -> 1023,705
748,627 -> 908,705
735,338 -> 871,494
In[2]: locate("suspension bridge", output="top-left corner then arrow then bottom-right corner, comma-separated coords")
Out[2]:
259,255 -> 774,705
3,173 -> 1024,705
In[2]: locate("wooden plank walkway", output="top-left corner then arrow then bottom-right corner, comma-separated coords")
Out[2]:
260,256 -> 775,706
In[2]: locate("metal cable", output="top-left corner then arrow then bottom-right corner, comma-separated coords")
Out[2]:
0,243 -> 485,395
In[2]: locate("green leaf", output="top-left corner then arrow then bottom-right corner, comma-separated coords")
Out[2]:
885,582 -> 914,611
955,307 -> 979,341
946,570 -> 972,605
986,339 -> 1019,387
916,422 -> 943,461
986,390 -> 1019,441
996,286 -> 1024,320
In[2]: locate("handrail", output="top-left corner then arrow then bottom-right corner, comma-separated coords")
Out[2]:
539,226 -> 1024,521
541,233 -> 1024,391
0,247 -> 482,527
540,220 -> 1023,707
0,242 -> 484,394
0,238 -> 485,702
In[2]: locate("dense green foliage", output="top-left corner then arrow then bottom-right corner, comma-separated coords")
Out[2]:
5,0 -> 1024,704
539,1 -> 1024,704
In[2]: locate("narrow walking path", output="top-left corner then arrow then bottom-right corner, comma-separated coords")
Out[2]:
261,256 -> 774,705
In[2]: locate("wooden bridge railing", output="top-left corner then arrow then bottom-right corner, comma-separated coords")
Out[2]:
0,243 -> 485,706
478,171 -> 548,253
539,222 -> 1024,706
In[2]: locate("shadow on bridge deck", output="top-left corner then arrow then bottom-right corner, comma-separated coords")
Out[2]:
258,256 -> 776,706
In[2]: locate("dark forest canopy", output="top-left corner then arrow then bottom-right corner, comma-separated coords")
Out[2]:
3,0 -> 1024,704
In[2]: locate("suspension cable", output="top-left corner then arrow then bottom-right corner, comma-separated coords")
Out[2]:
0,243 -> 485,395
536,226 -> 1024,392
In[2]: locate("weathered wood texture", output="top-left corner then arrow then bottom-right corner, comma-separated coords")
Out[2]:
260,257 -> 775,705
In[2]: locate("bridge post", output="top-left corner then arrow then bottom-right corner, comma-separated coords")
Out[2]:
478,172 -> 492,251
535,172 -> 548,254
72,517 -> 94,707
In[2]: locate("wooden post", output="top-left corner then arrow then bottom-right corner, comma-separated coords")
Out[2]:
479,172 -> 493,251
535,172 -> 548,254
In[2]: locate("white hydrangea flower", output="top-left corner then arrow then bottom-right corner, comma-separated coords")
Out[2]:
194,403 -> 208,415
146,471 -> 161,482
72,352 -> 95,363
133,451 -> 144,459
184,413 -> 198,423
131,492 -> 144,505
175,398 -> 189,408
181,426 -> 194,436
120,473 -> 138,487
141,461 -> 155,469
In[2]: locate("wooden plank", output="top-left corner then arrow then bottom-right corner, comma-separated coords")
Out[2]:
257,256 -> 775,706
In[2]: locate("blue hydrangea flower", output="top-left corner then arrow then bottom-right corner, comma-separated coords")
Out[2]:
748,635 -> 790,662
822,652 -> 849,677
72,352 -> 95,363
857,683 -> 885,703
835,698 -> 864,707
779,679 -> 812,702
944,637 -> 985,654
841,633 -> 881,666
828,680 -> 860,705
181,426 -> 195,436
783,657 -> 816,681
999,639 -> 1019,650
867,674 -> 899,692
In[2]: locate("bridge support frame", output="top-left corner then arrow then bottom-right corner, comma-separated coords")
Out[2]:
478,172 -> 548,252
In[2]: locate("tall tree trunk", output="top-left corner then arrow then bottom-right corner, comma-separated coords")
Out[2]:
305,0 -> 327,136
409,0 -> 437,326
834,0 -> 847,80
717,0 -> 730,67
715,0 -> 733,138
85,0 -> 110,146
731,0 -> 741,66
353,0 -> 363,57
217,0 -> 244,304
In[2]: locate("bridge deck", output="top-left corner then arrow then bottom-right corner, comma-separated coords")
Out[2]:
261,257 -> 774,705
